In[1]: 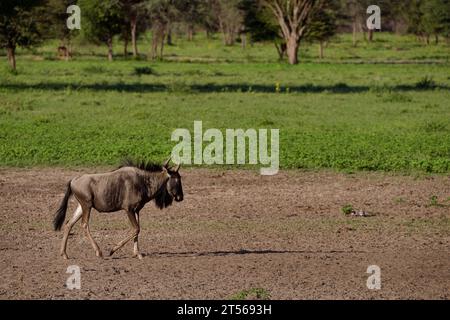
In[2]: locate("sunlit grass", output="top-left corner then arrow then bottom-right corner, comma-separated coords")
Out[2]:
0,34 -> 449,172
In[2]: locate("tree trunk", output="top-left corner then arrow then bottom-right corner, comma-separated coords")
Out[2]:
219,20 -> 233,46
392,20 -> 397,34
241,33 -> 247,49
187,24 -> 194,41
361,23 -> 367,42
160,32 -> 165,59
151,40 -> 158,60
151,32 -> 158,60
151,23 -> 166,60
352,21 -> 357,47
274,43 -> 286,60
319,41 -> 324,59
131,16 -> 138,58
123,36 -> 129,57
66,38 -> 72,60
420,34 -> 426,44
368,29 -> 373,42
227,34 -> 233,46
166,23 -> 173,45
286,36 -> 299,65
224,33 -> 230,45
7,46 -> 16,70
219,20 -> 226,45
107,37 -> 113,61
225,29 -> 235,46
151,24 -> 161,60
223,32 -> 230,45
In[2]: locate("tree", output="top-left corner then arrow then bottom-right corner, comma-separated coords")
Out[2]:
79,0 -> 123,61
262,0 -> 320,64
405,0 -> 450,45
337,0 -> 365,46
0,0 -> 46,70
46,0 -> 81,59
179,0 -> 204,41
439,0 -> 450,42
380,0 -> 409,35
405,0 -> 426,42
241,0 -> 286,59
420,0 -> 450,44
119,0 -> 146,58
200,0 -> 220,38
304,2 -> 337,59
211,0 -> 244,46
144,0 -> 180,60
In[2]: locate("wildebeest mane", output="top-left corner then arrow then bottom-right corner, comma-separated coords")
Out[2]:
119,158 -> 163,172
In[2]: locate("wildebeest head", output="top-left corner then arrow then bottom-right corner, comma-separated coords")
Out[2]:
163,162 -> 184,202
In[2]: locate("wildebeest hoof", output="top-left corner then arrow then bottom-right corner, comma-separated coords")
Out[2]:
96,251 -> 103,258
62,253 -> 69,260
109,249 -> 115,256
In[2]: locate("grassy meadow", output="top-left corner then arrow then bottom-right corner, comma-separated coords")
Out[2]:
0,33 -> 449,173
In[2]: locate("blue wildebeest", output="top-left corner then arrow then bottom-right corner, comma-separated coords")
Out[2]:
53,158 -> 183,259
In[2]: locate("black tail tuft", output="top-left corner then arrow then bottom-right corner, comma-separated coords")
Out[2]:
53,180 -> 72,231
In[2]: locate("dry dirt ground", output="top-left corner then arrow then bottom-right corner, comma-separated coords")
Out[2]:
0,168 -> 449,300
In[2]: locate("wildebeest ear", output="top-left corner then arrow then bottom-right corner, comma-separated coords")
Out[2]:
163,157 -> 171,168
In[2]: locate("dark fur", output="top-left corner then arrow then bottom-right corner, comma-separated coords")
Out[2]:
120,158 -> 163,173
53,180 -> 72,231
154,183 -> 174,209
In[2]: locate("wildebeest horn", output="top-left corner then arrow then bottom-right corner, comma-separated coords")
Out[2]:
163,157 -> 171,168
174,164 -> 180,172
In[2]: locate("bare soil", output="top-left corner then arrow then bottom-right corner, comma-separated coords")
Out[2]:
0,168 -> 449,300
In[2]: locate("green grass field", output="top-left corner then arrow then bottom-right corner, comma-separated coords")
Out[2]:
1,33 -> 449,172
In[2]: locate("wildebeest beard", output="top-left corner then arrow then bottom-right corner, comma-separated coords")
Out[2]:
154,182 -> 174,209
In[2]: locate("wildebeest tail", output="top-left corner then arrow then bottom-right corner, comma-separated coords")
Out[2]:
53,180 -> 72,231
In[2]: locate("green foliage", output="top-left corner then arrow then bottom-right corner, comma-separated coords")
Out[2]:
45,0 -> 80,43
415,76 -> 437,89
241,0 -> 279,42
421,0 -> 450,38
428,195 -> 450,207
78,0 -> 123,45
144,0 -> 180,25
304,1 -> 338,43
133,66 -> 156,75
177,0 -> 205,30
0,0 -> 46,49
230,288 -> 271,300
341,204 -> 354,215
406,0 -> 450,40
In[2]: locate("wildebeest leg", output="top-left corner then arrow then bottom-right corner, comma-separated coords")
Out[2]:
109,210 -> 140,258
81,206 -> 103,258
60,204 -> 83,259
132,212 -> 143,260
